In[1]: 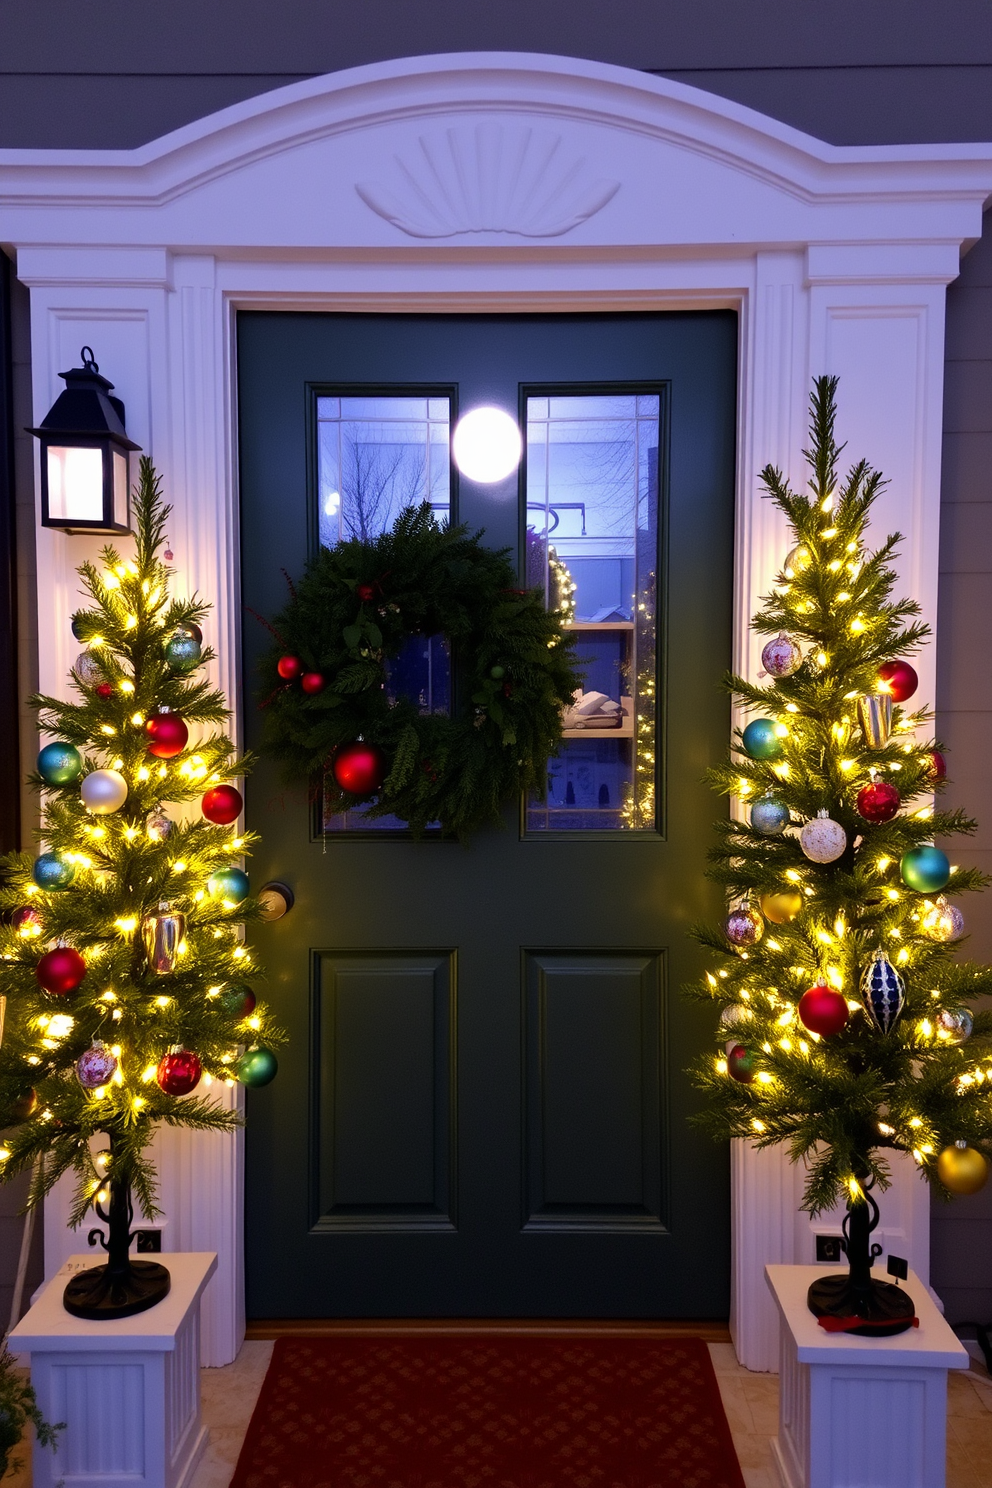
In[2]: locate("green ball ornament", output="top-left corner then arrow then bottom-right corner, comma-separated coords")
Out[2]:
742,719 -> 783,760
207,867 -> 250,904
490,665 -> 505,679
900,845 -> 951,894
237,1046 -> 278,1087
37,742 -> 83,786
32,851 -> 75,890
164,631 -> 202,672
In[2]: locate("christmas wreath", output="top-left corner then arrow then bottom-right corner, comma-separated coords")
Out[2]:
259,505 -> 581,836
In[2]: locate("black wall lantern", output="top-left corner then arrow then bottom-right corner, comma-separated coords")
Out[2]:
28,347 -> 140,534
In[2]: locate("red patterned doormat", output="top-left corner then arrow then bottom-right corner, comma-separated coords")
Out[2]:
229,1333 -> 747,1488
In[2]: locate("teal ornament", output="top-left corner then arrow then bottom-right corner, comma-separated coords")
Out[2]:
37,742 -> 83,786
33,851 -> 75,890
900,845 -> 951,894
237,1046 -> 278,1087
750,795 -> 790,835
861,949 -> 905,1034
742,719 -> 783,761
207,867 -> 249,904
164,631 -> 202,672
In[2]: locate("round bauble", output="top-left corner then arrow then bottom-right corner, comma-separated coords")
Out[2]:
727,1044 -> 756,1084
277,655 -> 303,680
861,950 -> 906,1035
356,583 -> 376,602
95,682 -> 114,700
720,1004 -> 747,1029
164,631 -> 202,672
856,779 -> 900,824
877,660 -> 918,703
207,867 -> 249,904
219,984 -> 256,1019
300,672 -> 325,695
11,906 -> 42,936
927,750 -> 947,784
760,889 -> 803,924
146,812 -> 176,843
201,784 -> 243,825
750,795 -> 790,836
761,633 -> 802,678
936,1007 -> 973,1045
75,1041 -> 118,1090
36,944 -> 86,997
490,665 -> 505,679
32,852 -> 75,891
177,622 -> 203,645
901,845 -> 950,894
237,1046 -> 278,1087
741,719 -> 783,761
9,1089 -> 37,1122
920,897 -> 965,943
73,651 -> 104,686
80,768 -> 128,815
800,810 -> 846,864
70,614 -> 87,642
37,742 -> 83,786
332,741 -> 387,796
725,906 -> 763,949
937,1141 -> 989,1196
798,983 -> 850,1037
145,711 -> 188,759
156,1048 -> 202,1097
783,544 -> 811,577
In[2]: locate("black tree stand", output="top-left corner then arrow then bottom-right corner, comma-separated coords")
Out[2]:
63,1136 -> 170,1320
807,1173 -> 915,1337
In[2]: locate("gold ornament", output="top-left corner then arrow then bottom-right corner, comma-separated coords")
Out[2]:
141,902 -> 186,975
856,693 -> 892,749
937,1141 -> 989,1196
759,889 -> 803,924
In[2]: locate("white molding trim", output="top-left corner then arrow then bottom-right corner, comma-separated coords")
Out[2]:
2,53 -> 990,1367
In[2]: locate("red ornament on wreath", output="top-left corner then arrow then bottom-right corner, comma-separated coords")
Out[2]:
332,740 -> 387,796
856,778 -> 900,824
36,945 -> 86,997
877,660 -> 918,703
145,709 -> 188,759
202,784 -> 243,825
276,655 -> 303,680
96,682 -> 114,700
798,982 -> 850,1037
928,750 -> 947,783
156,1048 -> 202,1096
356,583 -> 376,602
300,672 -> 325,695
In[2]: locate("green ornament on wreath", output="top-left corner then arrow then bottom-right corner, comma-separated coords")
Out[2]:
260,504 -> 581,837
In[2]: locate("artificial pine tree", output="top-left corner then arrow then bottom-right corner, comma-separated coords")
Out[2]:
691,377 -> 992,1334
0,460 -> 282,1319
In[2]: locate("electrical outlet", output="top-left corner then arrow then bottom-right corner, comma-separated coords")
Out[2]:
815,1234 -> 842,1263
134,1229 -> 162,1253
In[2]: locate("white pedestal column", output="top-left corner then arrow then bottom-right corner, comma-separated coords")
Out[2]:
10,1252 -> 217,1488
765,1263 -> 968,1488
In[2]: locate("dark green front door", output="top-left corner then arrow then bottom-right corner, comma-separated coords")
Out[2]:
238,312 -> 736,1319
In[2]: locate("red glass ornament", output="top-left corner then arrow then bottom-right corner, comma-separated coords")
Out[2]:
145,711 -> 189,759
36,945 -> 86,997
332,741 -> 387,795
856,779 -> 900,824
96,682 -> 114,700
11,906 -> 42,935
798,983 -> 850,1037
300,672 -> 325,694
202,784 -> 243,825
727,1044 -> 756,1084
928,750 -> 947,783
877,660 -> 918,703
156,1048 -> 202,1096
277,655 -> 303,680
356,583 -> 376,602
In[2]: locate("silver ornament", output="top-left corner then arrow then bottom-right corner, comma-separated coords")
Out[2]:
720,1004 -> 747,1028
936,1007 -> 973,1045
920,896 -> 964,943
784,544 -> 811,578
80,768 -> 128,815
725,906 -> 763,948
800,810 -> 847,864
146,812 -> 176,843
73,651 -> 104,686
76,1040 -> 118,1090
857,693 -> 893,749
141,903 -> 186,975
761,632 -> 802,678
750,795 -> 790,835
861,949 -> 906,1035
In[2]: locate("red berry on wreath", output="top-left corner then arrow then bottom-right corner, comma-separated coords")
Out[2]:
727,1044 -> 756,1084
928,750 -> 947,783
145,710 -> 188,759
856,778 -> 900,824
798,982 -> 850,1037
332,741 -> 387,795
877,660 -> 918,703
277,655 -> 303,680
156,1047 -> 202,1096
96,682 -> 114,700
202,784 -> 243,825
300,672 -> 325,694
356,583 -> 376,602
36,944 -> 86,997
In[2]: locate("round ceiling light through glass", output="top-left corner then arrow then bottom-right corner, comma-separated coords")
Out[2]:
452,407 -> 522,484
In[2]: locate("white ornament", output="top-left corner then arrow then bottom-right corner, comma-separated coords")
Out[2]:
800,809 -> 846,864
761,632 -> 802,678
80,768 -> 128,815
73,651 -> 103,686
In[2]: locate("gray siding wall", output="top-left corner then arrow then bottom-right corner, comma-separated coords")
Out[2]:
2,0 -> 991,1329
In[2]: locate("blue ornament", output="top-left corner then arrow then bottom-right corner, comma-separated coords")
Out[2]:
742,719 -> 783,761
750,796 -> 790,835
37,742 -> 83,786
70,615 -> 86,641
32,852 -> 75,891
861,950 -> 906,1034
207,867 -> 250,904
901,845 -> 951,894
164,632 -> 202,672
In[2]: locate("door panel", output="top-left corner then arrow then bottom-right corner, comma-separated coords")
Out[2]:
238,311 -> 737,1318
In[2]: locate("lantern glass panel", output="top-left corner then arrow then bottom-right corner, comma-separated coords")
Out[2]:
113,450 -> 128,527
47,445 -> 104,523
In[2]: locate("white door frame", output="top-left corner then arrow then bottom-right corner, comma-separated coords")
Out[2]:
2,52 -> 990,1367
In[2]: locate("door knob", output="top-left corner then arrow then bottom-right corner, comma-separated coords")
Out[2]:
257,881 -> 294,921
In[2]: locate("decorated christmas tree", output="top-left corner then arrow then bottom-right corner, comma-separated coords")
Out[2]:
0,460 -> 282,1319
691,377 -> 992,1334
